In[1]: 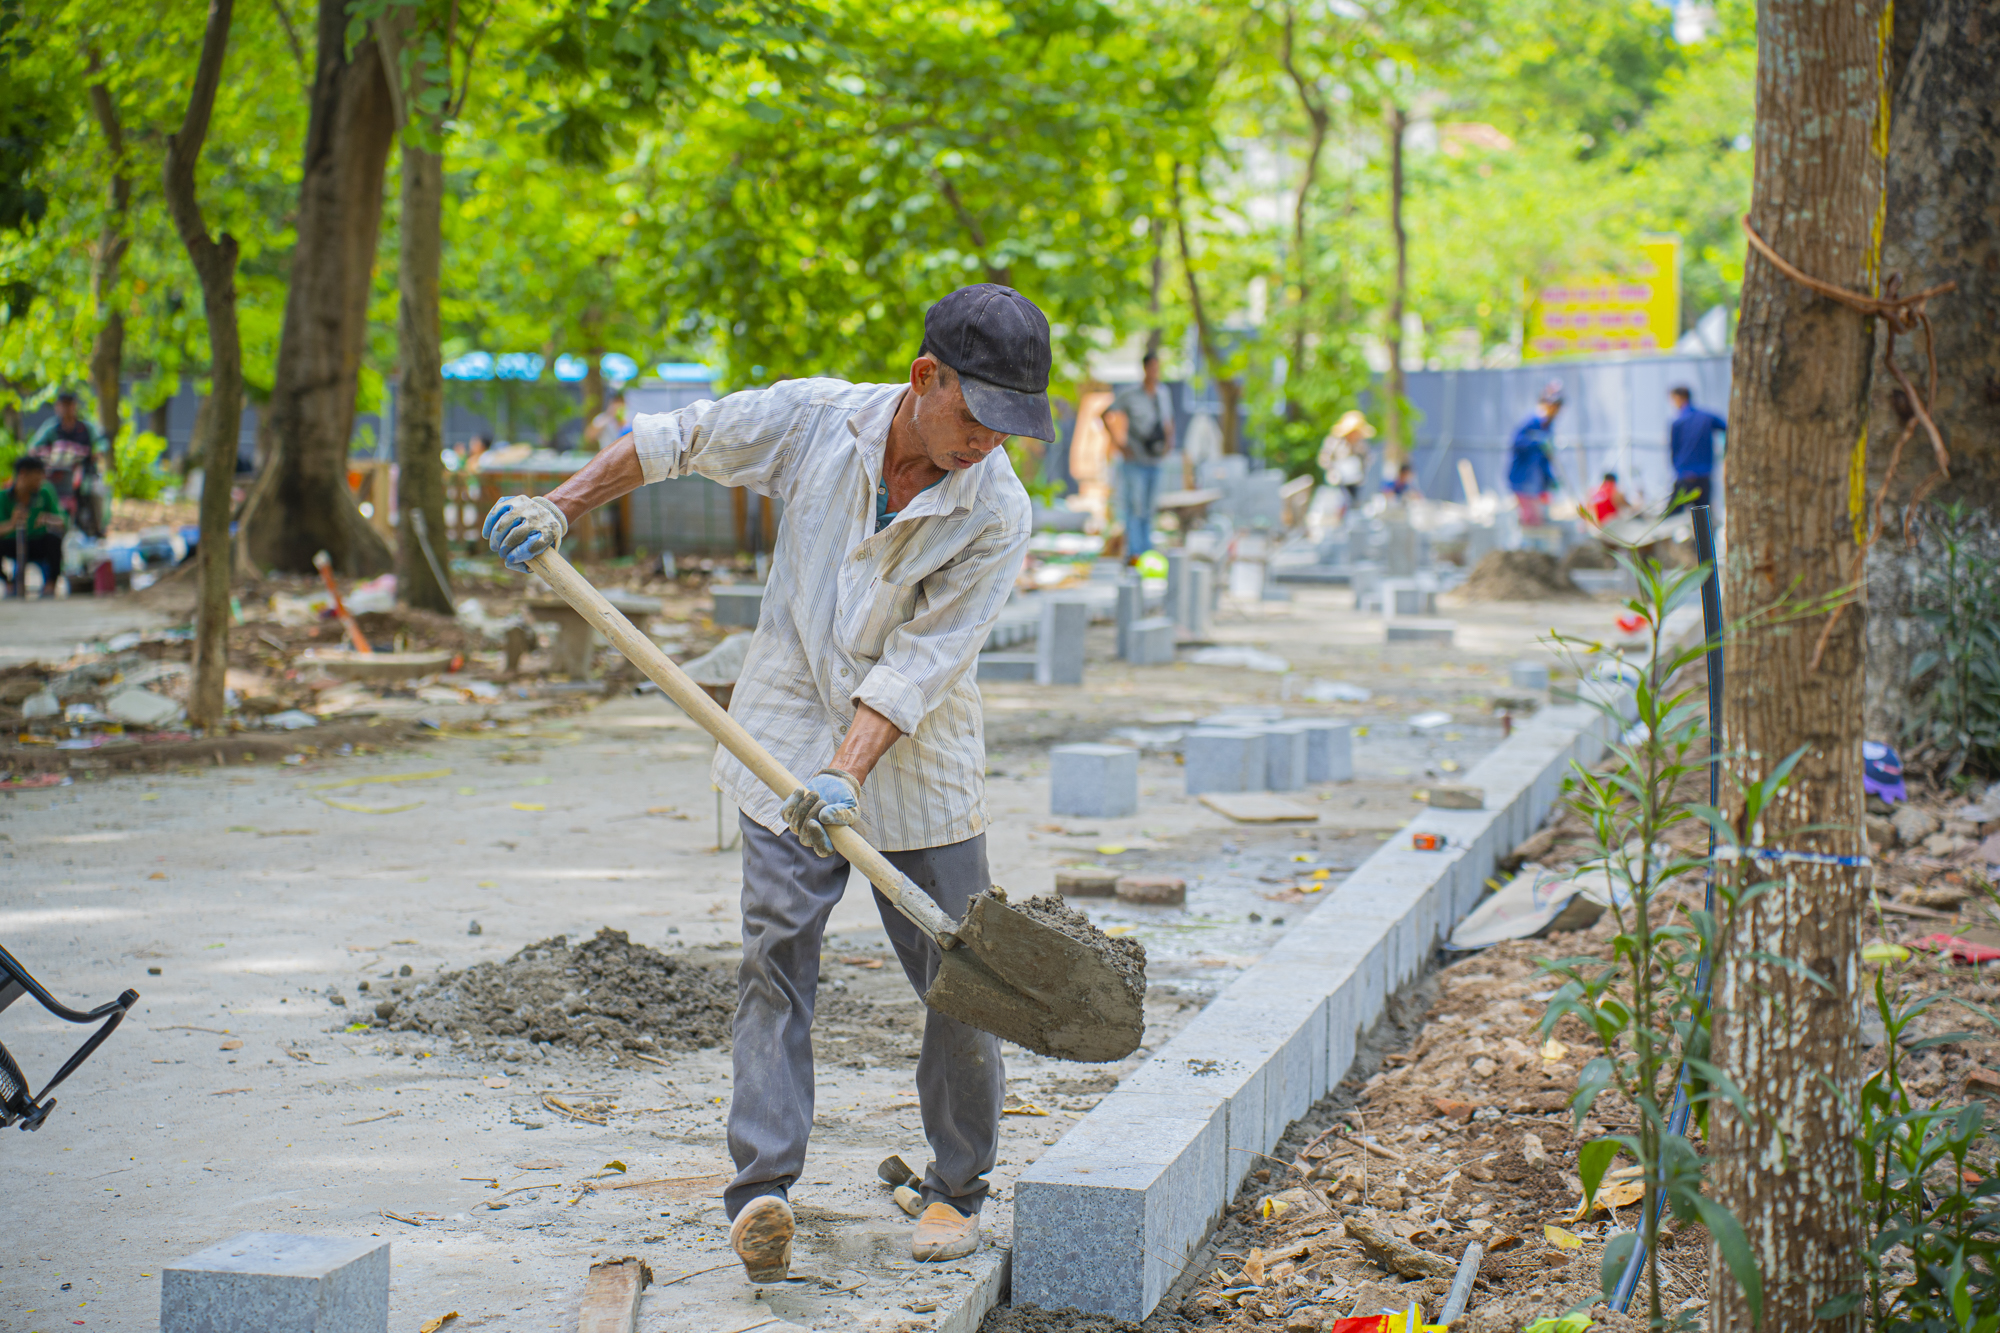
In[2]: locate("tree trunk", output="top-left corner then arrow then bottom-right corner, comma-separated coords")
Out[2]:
241,0 -> 396,577
1383,101 -> 1407,466
86,72 -> 131,461
1861,0 -> 2000,742
1172,164 -> 1241,455
162,0 -> 240,731
1281,6 -> 1329,398
1709,0 -> 1882,1328
379,12 -> 453,614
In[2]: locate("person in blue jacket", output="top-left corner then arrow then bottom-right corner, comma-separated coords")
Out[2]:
1507,380 -> 1563,526
1667,385 -> 1726,512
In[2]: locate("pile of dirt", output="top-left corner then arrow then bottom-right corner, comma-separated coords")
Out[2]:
386,927 -> 737,1055
1009,893 -> 1148,1003
1453,551 -> 1585,602
1558,541 -> 1617,573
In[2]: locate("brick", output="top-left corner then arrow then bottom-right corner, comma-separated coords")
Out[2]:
1115,875 -> 1186,906
162,1233 -> 389,1333
1050,743 -> 1139,819
1184,728 -> 1266,795
1056,864 -> 1120,897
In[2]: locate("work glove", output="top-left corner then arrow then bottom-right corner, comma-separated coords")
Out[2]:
779,768 -> 861,857
483,495 -> 568,573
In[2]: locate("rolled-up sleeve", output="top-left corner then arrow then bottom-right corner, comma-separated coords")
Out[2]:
628,377 -> 840,498
853,505 -> 1030,735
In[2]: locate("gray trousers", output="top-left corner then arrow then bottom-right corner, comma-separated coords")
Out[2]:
724,814 -> 1004,1219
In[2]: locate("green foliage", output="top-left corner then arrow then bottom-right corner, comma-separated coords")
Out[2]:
110,427 -> 170,500
1905,502 -> 2000,780
1830,967 -> 2000,1329
1538,554 -> 1764,1329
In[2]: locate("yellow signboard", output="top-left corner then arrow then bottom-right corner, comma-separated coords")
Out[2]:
1526,236 -> 1681,360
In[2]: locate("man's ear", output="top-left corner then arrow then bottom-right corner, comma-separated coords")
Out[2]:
910,355 -> 941,395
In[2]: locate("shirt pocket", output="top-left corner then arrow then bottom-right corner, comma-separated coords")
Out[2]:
837,576 -> 921,663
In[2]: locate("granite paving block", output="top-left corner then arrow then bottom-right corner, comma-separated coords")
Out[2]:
976,652 -> 1038,682
1261,722 -> 1310,791
1184,561 -> 1215,639
162,1233 -> 389,1333
1015,1094 -> 1228,1321
1036,596 -> 1090,686
1049,743 -> 1139,819
1115,577 -> 1143,660
1013,667 -> 1650,1322
1129,615 -> 1177,666
710,584 -> 764,628
1295,719 -> 1354,783
1386,618 -> 1454,645
1510,660 -> 1551,690
1184,728 -> 1266,795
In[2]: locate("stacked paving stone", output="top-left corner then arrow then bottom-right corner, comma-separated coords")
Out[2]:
1182,712 -> 1352,796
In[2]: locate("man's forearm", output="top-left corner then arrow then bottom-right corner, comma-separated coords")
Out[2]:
544,435 -> 645,526
828,704 -> 904,785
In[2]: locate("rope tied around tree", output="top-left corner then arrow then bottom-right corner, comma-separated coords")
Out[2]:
1740,217 -> 1959,671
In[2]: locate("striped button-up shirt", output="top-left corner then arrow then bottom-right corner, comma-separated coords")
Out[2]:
630,378 -> 1031,851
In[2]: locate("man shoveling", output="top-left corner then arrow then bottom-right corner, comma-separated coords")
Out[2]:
482,284 -> 1046,1282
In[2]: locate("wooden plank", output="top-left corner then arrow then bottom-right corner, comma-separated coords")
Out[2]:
1198,792 -> 1320,824
578,1257 -> 651,1333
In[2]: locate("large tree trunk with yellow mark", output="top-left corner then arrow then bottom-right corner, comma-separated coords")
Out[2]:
1709,0 -> 1882,1328
1860,0 -> 2000,743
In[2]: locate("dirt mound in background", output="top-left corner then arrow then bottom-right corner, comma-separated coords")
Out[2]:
1558,541 -> 1616,572
387,927 -> 737,1055
1453,550 -> 1585,601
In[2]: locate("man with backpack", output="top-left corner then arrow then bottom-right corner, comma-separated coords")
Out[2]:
1105,350 -> 1175,561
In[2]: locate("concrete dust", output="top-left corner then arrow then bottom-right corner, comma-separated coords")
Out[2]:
1453,551 -> 1585,602
387,926 -> 737,1057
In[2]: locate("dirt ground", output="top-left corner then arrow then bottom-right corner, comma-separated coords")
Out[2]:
3,577 -> 1644,1331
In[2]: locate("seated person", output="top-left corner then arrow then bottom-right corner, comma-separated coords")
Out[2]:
2,455 -> 67,597
28,390 -> 106,538
1586,471 -> 1632,524
1381,462 -> 1420,501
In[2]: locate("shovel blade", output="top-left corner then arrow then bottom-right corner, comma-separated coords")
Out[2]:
922,896 -> 1144,1064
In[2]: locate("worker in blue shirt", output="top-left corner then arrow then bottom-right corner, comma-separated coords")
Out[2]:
1507,380 -> 1563,526
1667,386 -> 1726,513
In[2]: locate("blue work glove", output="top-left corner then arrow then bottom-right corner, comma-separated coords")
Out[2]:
779,768 -> 861,857
483,495 -> 568,573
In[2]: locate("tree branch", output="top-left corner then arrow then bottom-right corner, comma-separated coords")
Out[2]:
932,167 -> 1011,287
269,0 -> 307,77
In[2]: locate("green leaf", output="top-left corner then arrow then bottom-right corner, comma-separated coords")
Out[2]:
1693,1195 -> 1763,1326
1578,1137 -> 1620,1209
1598,1229 -> 1638,1303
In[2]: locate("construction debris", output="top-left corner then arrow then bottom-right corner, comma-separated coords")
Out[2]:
386,928 -> 737,1060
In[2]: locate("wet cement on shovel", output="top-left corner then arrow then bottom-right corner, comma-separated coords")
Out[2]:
919,889 -> 1150,1064
1004,893 -> 1148,1007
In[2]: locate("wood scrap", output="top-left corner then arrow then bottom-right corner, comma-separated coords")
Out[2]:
578,1257 -> 652,1333
1344,1218 -> 1459,1280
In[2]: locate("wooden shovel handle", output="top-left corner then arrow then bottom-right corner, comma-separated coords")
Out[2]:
525,549 -> 959,948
